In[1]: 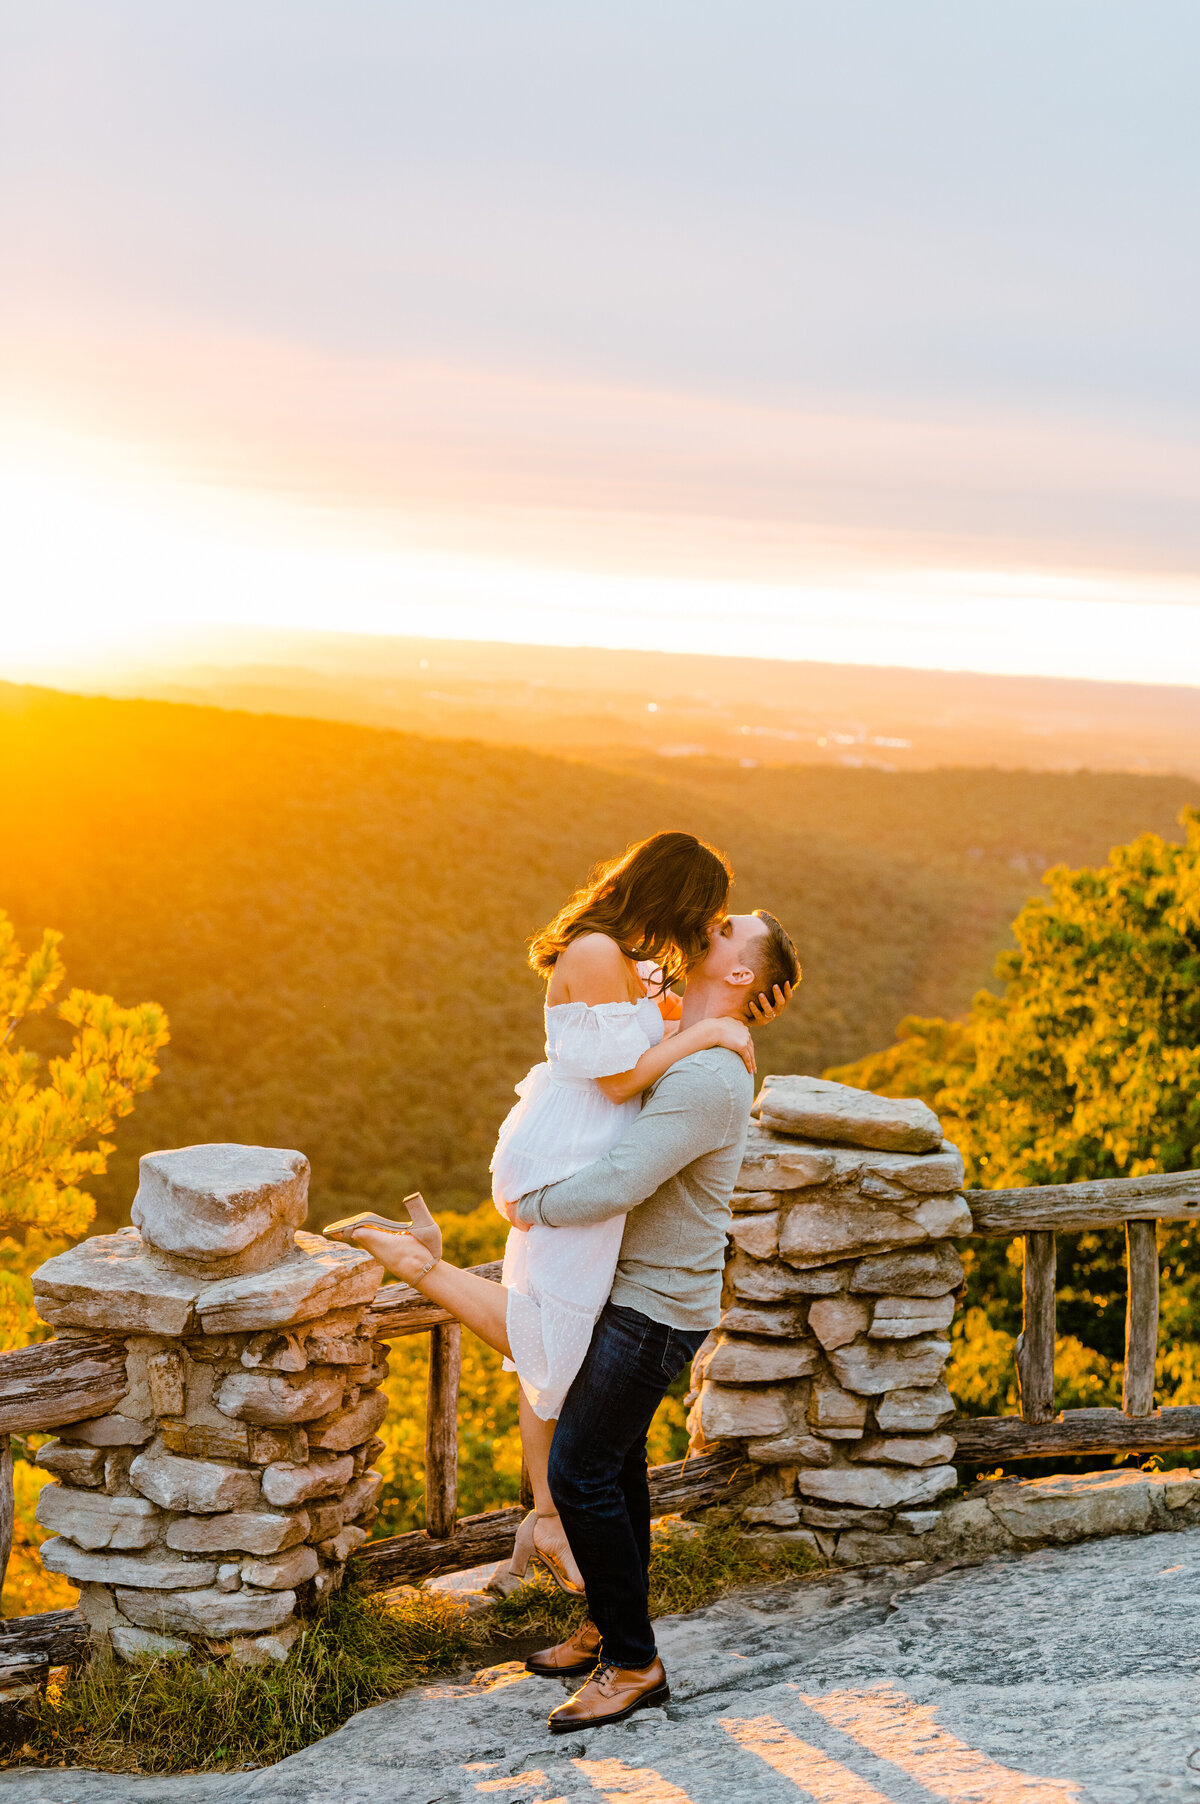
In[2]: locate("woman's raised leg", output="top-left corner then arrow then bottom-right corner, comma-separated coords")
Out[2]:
351,1228 -> 512,1357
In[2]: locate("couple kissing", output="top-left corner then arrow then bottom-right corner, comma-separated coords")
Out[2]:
326,831 -> 799,1732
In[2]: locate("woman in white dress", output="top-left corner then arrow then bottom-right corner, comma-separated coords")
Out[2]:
336,832 -> 789,1592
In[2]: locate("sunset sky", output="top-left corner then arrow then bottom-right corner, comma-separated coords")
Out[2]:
4,2 -> 1199,684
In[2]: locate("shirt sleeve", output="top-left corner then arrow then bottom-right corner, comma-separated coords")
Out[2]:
517,1055 -> 738,1227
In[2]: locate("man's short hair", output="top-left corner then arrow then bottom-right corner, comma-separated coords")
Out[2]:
746,910 -> 800,1012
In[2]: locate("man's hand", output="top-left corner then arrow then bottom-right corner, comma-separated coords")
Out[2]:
748,980 -> 794,1026
502,1197 -> 531,1231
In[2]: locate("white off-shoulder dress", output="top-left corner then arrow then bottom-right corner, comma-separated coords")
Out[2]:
490,996 -> 666,1420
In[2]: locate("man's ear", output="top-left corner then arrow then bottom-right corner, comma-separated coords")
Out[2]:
727,964 -> 757,991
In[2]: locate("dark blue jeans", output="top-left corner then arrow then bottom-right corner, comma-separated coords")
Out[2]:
548,1301 -> 708,1669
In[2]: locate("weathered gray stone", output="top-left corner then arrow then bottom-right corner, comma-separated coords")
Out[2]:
983,1469 -> 1163,1545
870,1294 -> 956,1337
850,1432 -> 957,1467
214,1368 -> 345,1425
755,1075 -> 943,1153
873,1382 -> 956,1431
730,1189 -> 778,1213
718,1303 -> 808,1339
227,1620 -> 303,1667
742,1128 -> 964,1196
727,1212 -> 779,1260
895,1508 -> 943,1533
217,1562 -> 242,1591
705,1335 -> 819,1384
240,1544 -> 319,1589
34,1440 -> 106,1487
196,1233 -> 381,1333
241,1330 -> 309,1371
35,1485 -> 161,1550
57,1413 -> 154,1447
111,1622 -> 191,1660
33,1232 -> 202,1335
157,1419 -> 251,1462
834,1528 -> 938,1566
167,1509 -> 310,1555
317,1524 -> 369,1562
261,1453 -> 355,1508
115,1585 -> 297,1636
697,1382 -> 791,1441
799,1505 -> 895,1530
745,1432 -> 832,1467
807,1295 -> 871,1350
912,1193 -> 973,1237
302,1332 -> 374,1367
304,1498 -> 345,1542
146,1350 -> 186,1416
807,1376 -> 868,1438
922,1493 -> 1017,1562
129,1451 -> 261,1514
779,1197 -> 930,1268
744,1499 -> 800,1527
40,1538 -> 218,1588
104,1448 -> 133,1492
828,1335 -> 951,1396
331,1469 -> 383,1526
737,1124 -> 837,1189
797,1464 -> 957,1508
851,1243 -> 965,1296
133,1143 -> 309,1277
729,1252 -> 846,1301
305,1387 -> 388,1452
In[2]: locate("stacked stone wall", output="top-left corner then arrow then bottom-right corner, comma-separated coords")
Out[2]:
30,1145 -> 386,1666
688,1076 -> 973,1566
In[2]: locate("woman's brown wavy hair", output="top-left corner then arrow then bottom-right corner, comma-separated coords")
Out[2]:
529,831 -> 732,990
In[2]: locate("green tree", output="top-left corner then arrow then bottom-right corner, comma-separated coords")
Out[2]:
827,810 -> 1200,1418
0,911 -> 169,1348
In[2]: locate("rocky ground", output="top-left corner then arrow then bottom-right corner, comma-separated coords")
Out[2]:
5,1521 -> 1200,1804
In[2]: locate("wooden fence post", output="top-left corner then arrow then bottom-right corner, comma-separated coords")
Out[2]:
0,1436 -> 11,1607
424,1323 -> 461,1540
1016,1231 -> 1057,1424
1123,1219 -> 1159,1417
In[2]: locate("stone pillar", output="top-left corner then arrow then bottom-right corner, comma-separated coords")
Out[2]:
30,1144 -> 387,1666
688,1077 -> 972,1567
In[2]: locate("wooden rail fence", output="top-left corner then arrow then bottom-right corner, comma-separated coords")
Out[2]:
961,1166 -> 1200,1461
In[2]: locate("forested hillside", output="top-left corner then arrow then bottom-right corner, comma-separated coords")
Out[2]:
3,680 -> 1196,1233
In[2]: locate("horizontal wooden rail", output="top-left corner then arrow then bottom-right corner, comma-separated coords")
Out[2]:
367,1262 -> 504,1339
0,1334 -> 128,1436
954,1404 -> 1200,1464
352,1448 -> 753,1590
0,1608 -> 88,1685
967,1169 -> 1200,1236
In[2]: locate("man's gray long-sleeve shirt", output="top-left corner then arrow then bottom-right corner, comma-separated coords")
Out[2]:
515,1046 -> 754,1331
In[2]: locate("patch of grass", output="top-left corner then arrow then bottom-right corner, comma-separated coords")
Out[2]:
19,1587 -> 478,1775
15,1524 -> 820,1775
486,1519 -> 821,1649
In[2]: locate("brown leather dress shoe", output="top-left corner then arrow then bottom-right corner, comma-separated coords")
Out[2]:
525,1617 -> 602,1679
547,1657 -> 669,1732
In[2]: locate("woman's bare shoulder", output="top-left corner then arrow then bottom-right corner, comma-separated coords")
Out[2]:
557,932 -> 627,975
551,933 -> 636,1006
